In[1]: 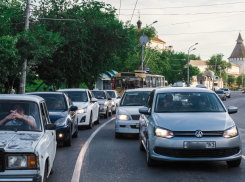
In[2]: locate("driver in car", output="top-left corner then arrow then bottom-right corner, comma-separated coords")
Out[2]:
0,104 -> 37,128
97,92 -> 104,99
159,94 -> 174,111
81,93 -> 87,102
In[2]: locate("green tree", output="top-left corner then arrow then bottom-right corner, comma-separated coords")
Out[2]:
228,75 -> 235,86
236,75 -> 244,88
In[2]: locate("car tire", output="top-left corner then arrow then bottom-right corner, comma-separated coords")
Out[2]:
226,158 -> 241,167
109,109 -> 112,117
86,113 -> 93,129
115,132 -> 122,138
63,131 -> 72,147
146,139 -> 157,167
50,161 -> 54,174
104,108 -> 108,119
72,123 -> 78,138
113,106 -> 117,114
43,162 -> 48,182
140,140 -> 145,151
94,110 -> 100,124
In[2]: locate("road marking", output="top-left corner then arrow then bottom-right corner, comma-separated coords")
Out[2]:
242,155 -> 245,160
71,117 -> 115,182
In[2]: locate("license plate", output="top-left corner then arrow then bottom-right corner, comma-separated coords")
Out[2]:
136,123 -> 139,128
184,141 -> 216,149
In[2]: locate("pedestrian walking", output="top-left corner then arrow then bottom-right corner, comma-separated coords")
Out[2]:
49,86 -> 53,91
9,87 -> 16,94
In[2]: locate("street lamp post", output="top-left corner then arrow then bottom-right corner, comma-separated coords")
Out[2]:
187,43 -> 198,87
140,21 -> 158,71
212,59 -> 217,91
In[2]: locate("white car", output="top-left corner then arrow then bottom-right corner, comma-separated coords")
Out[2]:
58,89 -> 100,129
115,88 -> 154,138
219,88 -> 231,98
0,95 -> 56,182
106,90 -> 121,114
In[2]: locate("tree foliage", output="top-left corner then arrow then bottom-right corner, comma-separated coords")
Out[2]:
236,75 -> 244,88
228,75 -> 235,86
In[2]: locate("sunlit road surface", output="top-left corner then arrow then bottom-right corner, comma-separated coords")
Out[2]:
49,91 -> 245,182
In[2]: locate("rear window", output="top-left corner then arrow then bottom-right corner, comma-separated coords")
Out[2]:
120,91 -> 151,106
91,91 -> 106,99
221,88 -> 229,91
107,91 -> 116,98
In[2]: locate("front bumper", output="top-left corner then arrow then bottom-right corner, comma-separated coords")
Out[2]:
115,120 -> 140,134
0,170 -> 42,182
99,106 -> 107,115
56,126 -> 70,142
149,135 -> 242,162
77,113 -> 89,126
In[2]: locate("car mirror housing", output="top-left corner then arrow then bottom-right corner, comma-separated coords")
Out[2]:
70,106 -> 78,111
228,106 -> 238,114
91,98 -> 98,103
45,123 -> 56,130
139,107 -> 151,115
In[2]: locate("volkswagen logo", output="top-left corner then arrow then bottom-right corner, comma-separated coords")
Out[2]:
195,130 -> 203,138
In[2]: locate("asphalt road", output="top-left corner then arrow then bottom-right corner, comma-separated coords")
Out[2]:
49,91 -> 245,182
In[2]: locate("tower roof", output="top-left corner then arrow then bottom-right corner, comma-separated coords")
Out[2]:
229,32 -> 245,58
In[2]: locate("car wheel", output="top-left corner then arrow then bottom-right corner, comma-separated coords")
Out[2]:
104,108 -> 108,119
146,139 -> 157,167
94,110 -> 100,124
43,162 -> 48,182
113,106 -> 117,114
72,122 -> 78,138
109,109 -> 112,117
140,140 -> 145,151
115,132 -> 122,138
86,113 -> 93,129
63,131 -> 72,147
50,161 -> 54,174
226,158 -> 241,167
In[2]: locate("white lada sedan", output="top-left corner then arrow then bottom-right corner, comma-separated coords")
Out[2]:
139,88 -> 242,167
115,88 -> 154,138
0,95 -> 56,181
58,89 -> 100,129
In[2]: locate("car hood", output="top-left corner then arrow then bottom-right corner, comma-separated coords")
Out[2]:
118,106 -> 144,115
153,112 -> 234,131
73,102 -> 88,109
0,132 -> 43,152
97,99 -> 107,105
49,111 -> 68,123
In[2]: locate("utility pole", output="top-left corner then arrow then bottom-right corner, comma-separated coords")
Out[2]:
19,0 -> 30,94
187,43 -> 198,87
226,68 -> 228,88
212,59 -> 217,91
242,69 -> 244,90
141,45 -> 144,71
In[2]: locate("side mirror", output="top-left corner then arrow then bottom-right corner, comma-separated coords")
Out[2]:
91,98 -> 98,103
45,123 -> 56,130
117,96 -> 121,99
70,106 -> 78,111
228,106 -> 238,114
108,98 -> 112,100
139,107 -> 151,115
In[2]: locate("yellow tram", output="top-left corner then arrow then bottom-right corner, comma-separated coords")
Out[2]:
112,70 -> 166,96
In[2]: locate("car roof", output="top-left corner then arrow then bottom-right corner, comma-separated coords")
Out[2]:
155,87 -> 214,93
125,88 -> 155,92
0,94 -> 44,103
25,91 -> 64,95
91,90 -> 106,92
57,88 -> 87,92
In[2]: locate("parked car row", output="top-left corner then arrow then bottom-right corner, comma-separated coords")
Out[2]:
114,87 -> 241,168
0,88 -> 120,182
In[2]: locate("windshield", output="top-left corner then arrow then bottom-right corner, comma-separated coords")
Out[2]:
0,101 -> 41,131
31,94 -> 67,111
107,91 -> 116,98
64,91 -> 88,102
220,88 -> 229,91
92,91 -> 106,99
155,92 -> 225,113
120,91 -> 151,106
215,91 -> 224,94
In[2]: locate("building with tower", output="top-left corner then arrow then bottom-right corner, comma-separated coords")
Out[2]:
229,32 -> 245,74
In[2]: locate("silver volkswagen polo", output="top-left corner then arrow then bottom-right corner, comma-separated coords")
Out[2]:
139,87 -> 242,167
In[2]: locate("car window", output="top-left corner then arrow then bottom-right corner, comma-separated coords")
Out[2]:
107,91 -> 116,98
0,101 -> 42,131
215,91 -> 224,94
120,91 -> 151,106
88,91 -> 92,100
90,91 -> 95,98
147,91 -> 155,109
64,91 -> 88,102
30,94 -> 67,111
40,103 -> 47,125
43,102 -> 51,124
91,91 -> 106,99
154,92 -> 225,113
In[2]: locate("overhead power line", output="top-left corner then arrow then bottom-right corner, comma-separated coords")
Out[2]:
130,0 -> 138,23
120,2 -> 245,10
118,0 -> 122,20
120,10 -> 245,16
158,29 -> 245,36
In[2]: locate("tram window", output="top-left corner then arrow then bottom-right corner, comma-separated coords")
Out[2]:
146,77 -> 150,87
152,77 -> 156,87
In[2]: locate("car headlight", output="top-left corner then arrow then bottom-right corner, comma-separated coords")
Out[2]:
223,126 -> 238,138
77,107 -> 87,114
117,114 -> 131,120
7,155 -> 36,169
112,101 -> 115,105
155,127 -> 174,139
55,117 -> 67,126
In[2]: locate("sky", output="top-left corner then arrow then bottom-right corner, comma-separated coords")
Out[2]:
98,0 -> 245,62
